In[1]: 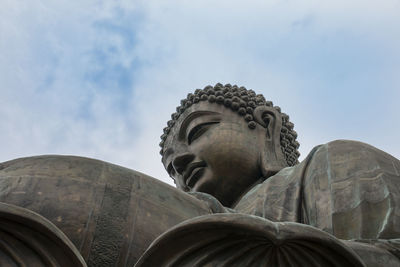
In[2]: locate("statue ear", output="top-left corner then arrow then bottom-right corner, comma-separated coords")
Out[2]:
253,106 -> 282,140
253,106 -> 288,178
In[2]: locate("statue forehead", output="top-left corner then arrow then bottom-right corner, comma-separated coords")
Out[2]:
163,102 -> 240,147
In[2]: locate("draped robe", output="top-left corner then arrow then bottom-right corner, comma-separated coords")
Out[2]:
236,140 -> 400,240
233,140 -> 400,265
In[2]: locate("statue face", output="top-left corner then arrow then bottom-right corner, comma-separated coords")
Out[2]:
162,101 -> 267,207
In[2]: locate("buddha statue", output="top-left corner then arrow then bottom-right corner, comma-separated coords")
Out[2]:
0,83 -> 399,266
139,83 -> 400,266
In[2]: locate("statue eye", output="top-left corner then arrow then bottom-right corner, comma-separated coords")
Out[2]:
187,121 -> 219,145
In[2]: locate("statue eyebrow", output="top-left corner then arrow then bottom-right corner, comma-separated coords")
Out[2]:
178,111 -> 221,140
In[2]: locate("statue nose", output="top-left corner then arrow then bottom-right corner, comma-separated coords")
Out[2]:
172,153 -> 195,175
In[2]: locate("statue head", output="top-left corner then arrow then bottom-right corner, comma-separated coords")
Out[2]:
160,83 -> 300,207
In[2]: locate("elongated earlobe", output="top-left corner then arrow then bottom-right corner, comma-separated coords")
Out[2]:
253,106 -> 288,178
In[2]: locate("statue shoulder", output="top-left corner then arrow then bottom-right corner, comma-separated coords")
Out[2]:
307,139 -> 400,180
313,139 -> 399,162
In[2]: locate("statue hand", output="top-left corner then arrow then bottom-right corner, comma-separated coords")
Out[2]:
136,213 -> 365,267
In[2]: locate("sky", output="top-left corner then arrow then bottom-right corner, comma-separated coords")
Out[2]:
1,0 -> 399,185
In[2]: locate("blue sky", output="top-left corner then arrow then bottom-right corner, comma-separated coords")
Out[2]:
1,0 -> 399,185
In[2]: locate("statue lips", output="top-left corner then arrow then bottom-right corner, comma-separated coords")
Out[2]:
183,161 -> 207,188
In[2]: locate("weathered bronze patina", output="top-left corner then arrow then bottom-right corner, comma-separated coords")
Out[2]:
0,156 -> 212,266
0,83 -> 399,266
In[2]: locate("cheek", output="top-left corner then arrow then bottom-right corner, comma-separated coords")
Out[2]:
191,128 -> 261,172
